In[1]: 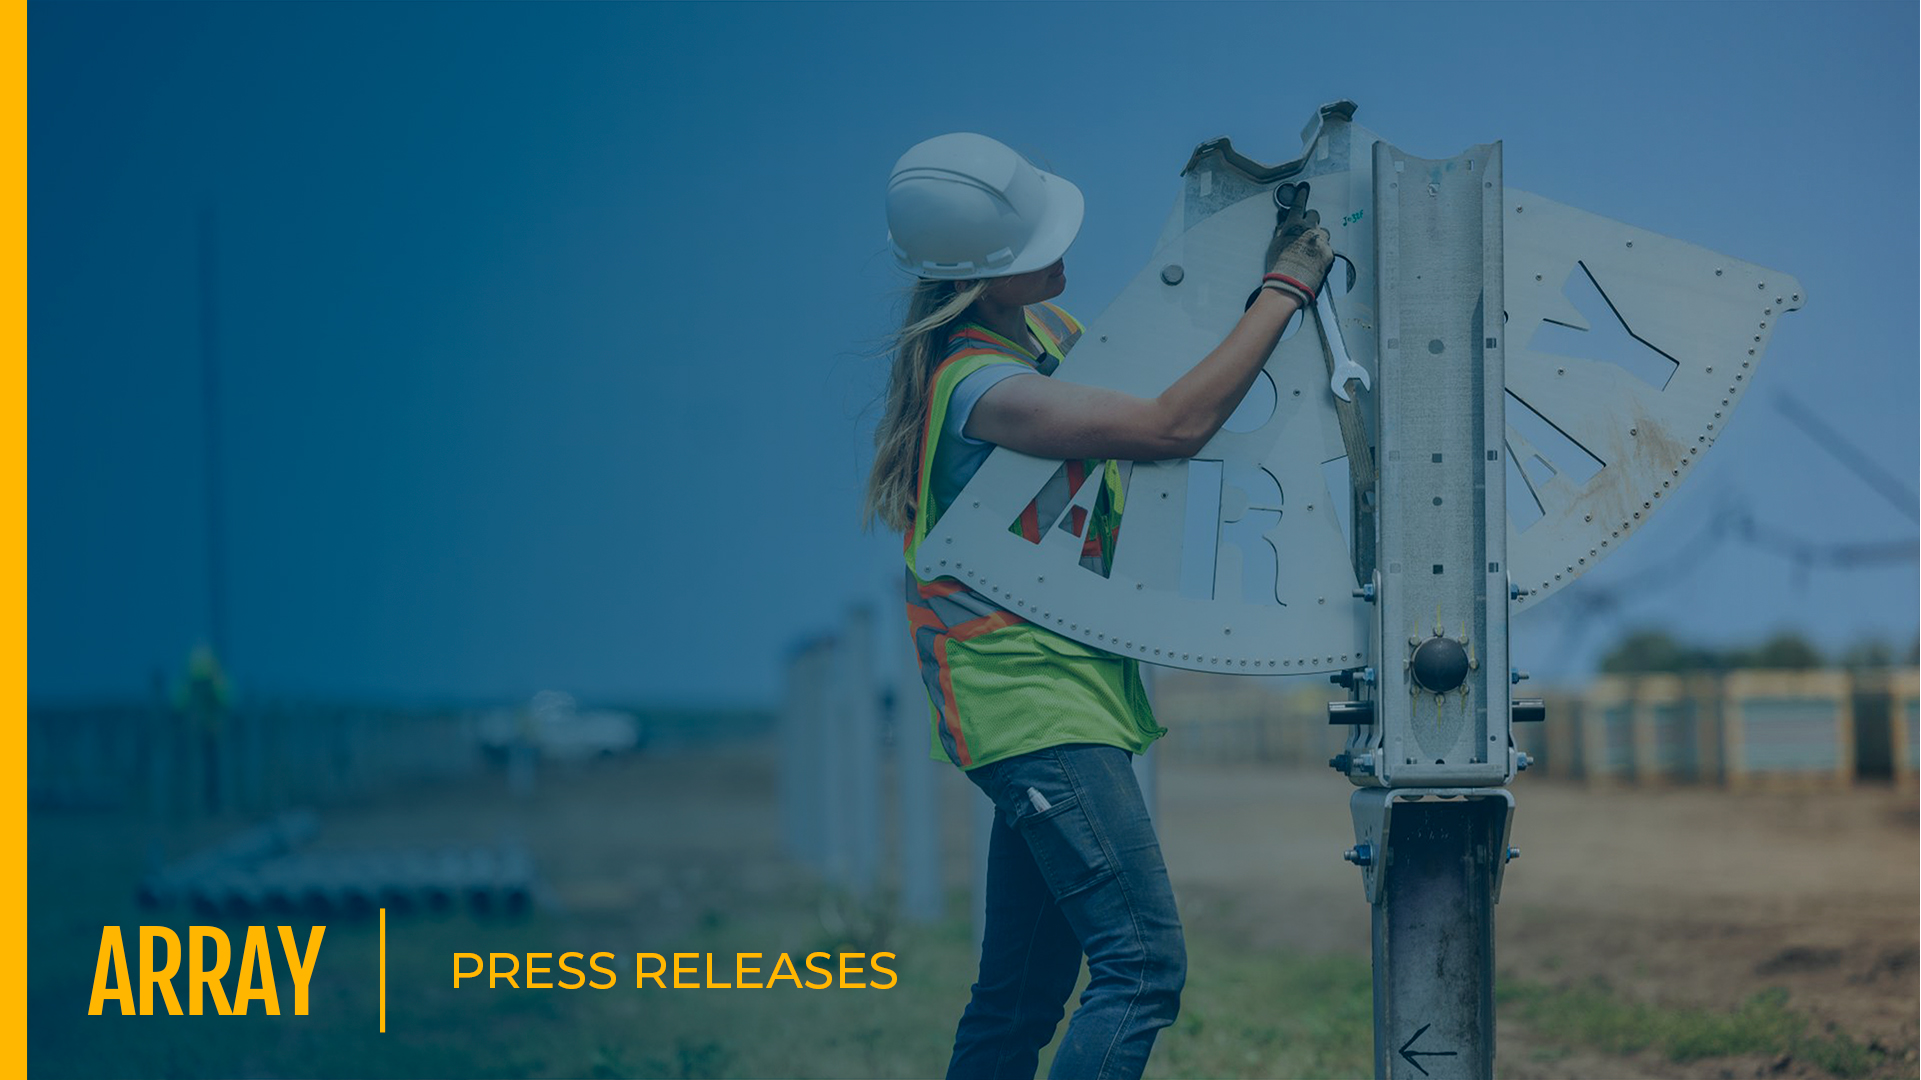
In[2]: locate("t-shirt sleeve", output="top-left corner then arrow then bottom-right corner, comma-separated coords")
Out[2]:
943,362 -> 1040,447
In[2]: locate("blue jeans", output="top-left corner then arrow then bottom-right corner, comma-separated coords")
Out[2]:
946,744 -> 1186,1080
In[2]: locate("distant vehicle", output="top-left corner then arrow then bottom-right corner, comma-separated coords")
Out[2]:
536,708 -> 642,761
476,693 -> 644,763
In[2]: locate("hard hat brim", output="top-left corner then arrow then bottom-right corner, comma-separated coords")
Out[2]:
996,168 -> 1083,278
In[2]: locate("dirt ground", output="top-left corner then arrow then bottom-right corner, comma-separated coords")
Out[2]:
405,744 -> 1919,1076
33,739 -> 1917,1079
1152,759 -> 1920,1078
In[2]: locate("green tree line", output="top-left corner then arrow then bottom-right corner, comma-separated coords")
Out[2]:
1599,628 -> 1920,675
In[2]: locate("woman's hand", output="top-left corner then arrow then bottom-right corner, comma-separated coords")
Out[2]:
1265,184 -> 1322,272
1261,184 -> 1335,307
1263,228 -> 1335,308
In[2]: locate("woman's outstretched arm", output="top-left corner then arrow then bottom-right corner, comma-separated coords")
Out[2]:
965,286 -> 1302,462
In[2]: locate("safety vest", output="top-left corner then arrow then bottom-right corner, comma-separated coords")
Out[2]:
902,302 -> 1162,769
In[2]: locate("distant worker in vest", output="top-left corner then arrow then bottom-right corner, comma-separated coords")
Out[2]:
862,132 -> 1333,1080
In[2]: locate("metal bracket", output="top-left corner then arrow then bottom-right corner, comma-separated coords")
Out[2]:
1348,787 -> 1516,905
1180,99 -> 1357,182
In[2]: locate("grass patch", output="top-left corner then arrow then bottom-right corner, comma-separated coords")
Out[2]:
26,802 -> 1893,1080
1147,942 -> 1372,1079
1499,980 -> 1888,1078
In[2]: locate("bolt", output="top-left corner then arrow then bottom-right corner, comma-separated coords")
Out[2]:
1506,847 -> 1521,862
1511,668 -> 1530,685
1516,752 -> 1533,771
1509,583 -> 1531,600
1352,583 -> 1376,601
1363,666 -> 1377,686
1343,844 -> 1374,867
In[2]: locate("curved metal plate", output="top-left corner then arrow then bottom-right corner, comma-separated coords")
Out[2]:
920,124 -> 1802,671
1501,191 -> 1803,608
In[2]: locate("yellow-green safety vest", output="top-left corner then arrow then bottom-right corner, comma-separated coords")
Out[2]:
902,302 -> 1162,769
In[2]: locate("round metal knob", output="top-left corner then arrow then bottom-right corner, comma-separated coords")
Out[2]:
1410,636 -> 1470,694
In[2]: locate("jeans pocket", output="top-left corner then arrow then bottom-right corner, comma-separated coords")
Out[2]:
1015,794 -> 1113,899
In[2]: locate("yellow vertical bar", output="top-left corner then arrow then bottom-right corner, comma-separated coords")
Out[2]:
4,0 -> 24,1072
379,907 -> 387,1032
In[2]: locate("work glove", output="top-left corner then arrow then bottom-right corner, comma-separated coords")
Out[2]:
1246,182 -> 1335,310
1262,227 -> 1335,307
1265,182 -> 1321,270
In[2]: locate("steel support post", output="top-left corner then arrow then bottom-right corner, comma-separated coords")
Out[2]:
1359,136 -> 1510,1079
1357,792 -> 1513,1079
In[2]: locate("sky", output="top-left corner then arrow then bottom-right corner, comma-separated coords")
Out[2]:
28,1 -> 1919,707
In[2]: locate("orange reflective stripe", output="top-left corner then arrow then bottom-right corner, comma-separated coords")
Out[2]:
1064,459 -> 1089,540
951,610 -> 1022,642
933,608 -> 1028,768
1019,501 -> 1041,543
907,605 -> 943,634
935,643 -> 971,767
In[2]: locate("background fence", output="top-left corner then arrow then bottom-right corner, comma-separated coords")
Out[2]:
28,700 -> 487,817
778,602 -> 1921,937
36,634 -> 1913,927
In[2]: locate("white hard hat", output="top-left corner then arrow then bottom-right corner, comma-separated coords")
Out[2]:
886,132 -> 1084,280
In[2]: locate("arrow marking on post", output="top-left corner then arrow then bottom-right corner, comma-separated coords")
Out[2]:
1398,1024 -> 1458,1077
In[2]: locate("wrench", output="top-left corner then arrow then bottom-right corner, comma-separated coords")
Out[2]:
1311,254 -> 1370,402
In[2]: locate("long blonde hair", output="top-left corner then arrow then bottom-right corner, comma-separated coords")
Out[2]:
863,277 -> 990,533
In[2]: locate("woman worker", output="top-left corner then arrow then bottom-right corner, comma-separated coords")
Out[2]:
862,132 -> 1333,1080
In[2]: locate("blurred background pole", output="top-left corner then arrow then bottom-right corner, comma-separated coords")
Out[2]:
800,639 -> 833,874
839,606 -> 880,900
197,205 -> 227,661
893,605 -> 943,924
779,645 -> 810,866
197,206 -> 233,818
819,627 -> 851,885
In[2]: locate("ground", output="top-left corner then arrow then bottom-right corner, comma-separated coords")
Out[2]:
28,739 -> 1918,1079
1157,758 -> 1919,1078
